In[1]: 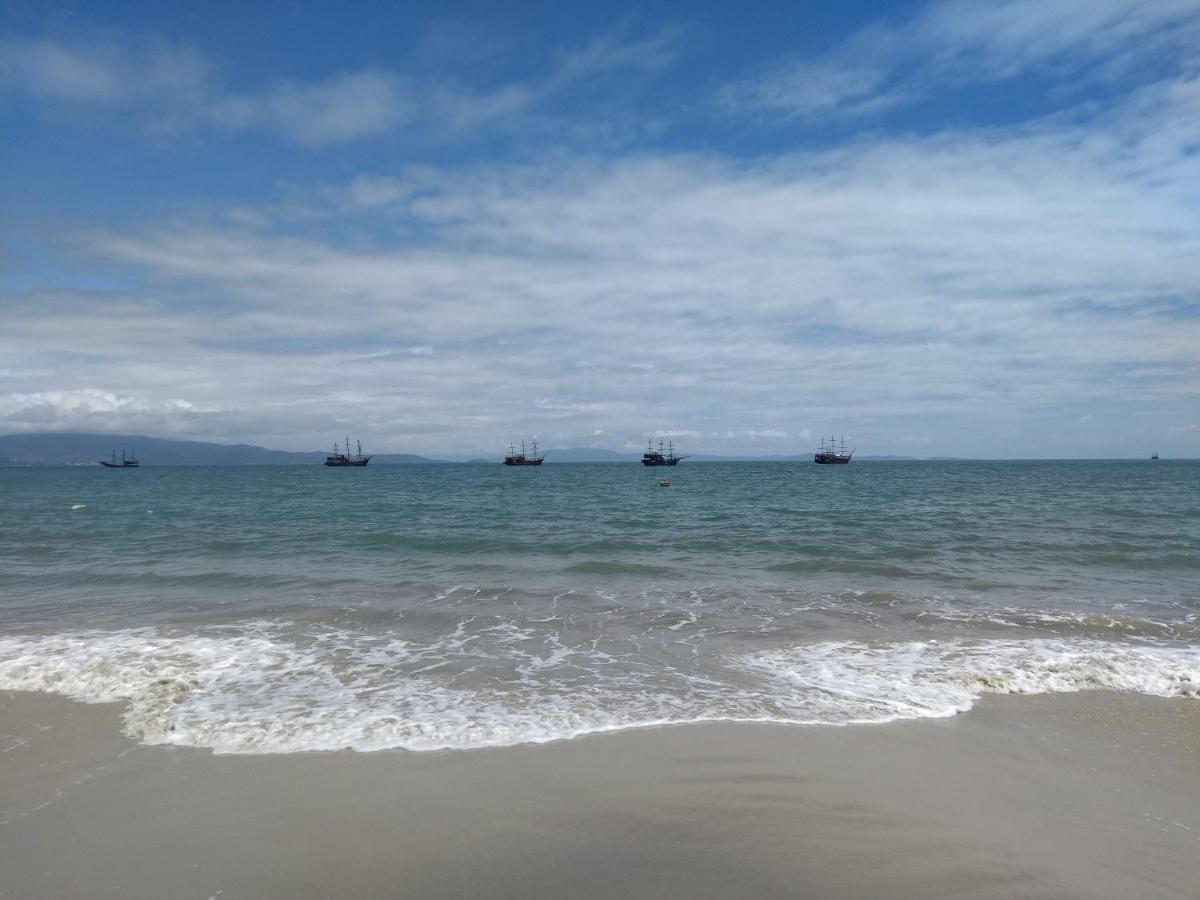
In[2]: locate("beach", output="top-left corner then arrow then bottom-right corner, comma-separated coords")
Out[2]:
2,461 -> 1198,897
4,689 -> 1197,899
7,0 -> 1200,891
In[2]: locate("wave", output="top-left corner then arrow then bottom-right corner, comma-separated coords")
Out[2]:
767,559 -> 921,578
0,625 -> 1195,755
562,561 -> 681,577
739,639 -> 1200,724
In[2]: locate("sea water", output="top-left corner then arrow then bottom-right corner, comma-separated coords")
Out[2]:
1,460 -> 1196,752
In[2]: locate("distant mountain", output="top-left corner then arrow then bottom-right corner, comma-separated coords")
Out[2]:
533,449 -> 826,462
542,447 -> 641,462
0,433 -> 442,465
540,451 -> 933,463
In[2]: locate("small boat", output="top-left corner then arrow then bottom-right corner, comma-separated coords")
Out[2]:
504,440 -> 545,466
1151,451 -> 1159,460
814,435 -> 854,464
642,439 -> 687,466
659,479 -> 671,487
325,437 -> 372,466
99,449 -> 139,468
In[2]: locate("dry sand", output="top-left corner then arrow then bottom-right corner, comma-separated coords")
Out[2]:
2,690 -> 1198,899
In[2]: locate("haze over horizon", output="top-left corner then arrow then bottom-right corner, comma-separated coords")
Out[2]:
3,0 -> 1198,459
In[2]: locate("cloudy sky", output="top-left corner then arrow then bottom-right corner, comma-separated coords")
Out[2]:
2,0 -> 1198,458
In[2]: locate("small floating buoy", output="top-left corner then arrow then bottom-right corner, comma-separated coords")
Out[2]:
659,479 -> 671,487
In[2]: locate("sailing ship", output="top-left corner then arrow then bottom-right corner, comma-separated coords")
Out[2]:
325,437 -> 372,467
642,439 -> 687,466
1151,451 -> 1159,460
99,448 -> 139,468
504,440 -> 545,466
814,435 -> 854,464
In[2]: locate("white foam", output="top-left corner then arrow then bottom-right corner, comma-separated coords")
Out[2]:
740,639 -> 1200,724
0,627 -> 1196,754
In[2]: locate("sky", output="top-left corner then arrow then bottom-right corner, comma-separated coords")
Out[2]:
2,0 -> 1198,458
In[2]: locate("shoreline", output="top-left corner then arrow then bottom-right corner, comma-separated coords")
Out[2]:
3,689 -> 1197,899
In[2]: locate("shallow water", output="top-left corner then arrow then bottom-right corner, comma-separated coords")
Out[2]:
1,460 -> 1197,751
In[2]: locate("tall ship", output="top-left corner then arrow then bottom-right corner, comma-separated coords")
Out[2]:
814,435 -> 854,464
642,439 -> 687,466
504,440 -> 545,466
325,437 -> 372,467
99,448 -> 139,468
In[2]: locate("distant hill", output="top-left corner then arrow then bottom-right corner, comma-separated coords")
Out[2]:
0,433 -> 957,466
531,449 -> 908,463
542,447 -> 641,462
0,433 -> 441,466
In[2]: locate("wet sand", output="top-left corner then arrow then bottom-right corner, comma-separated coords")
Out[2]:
2,690 -> 1197,899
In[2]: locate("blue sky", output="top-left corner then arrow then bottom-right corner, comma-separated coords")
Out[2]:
2,0 -> 1198,457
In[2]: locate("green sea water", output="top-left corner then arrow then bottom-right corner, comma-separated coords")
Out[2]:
1,460 -> 1197,752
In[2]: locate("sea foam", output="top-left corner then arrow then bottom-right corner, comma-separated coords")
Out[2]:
0,626 -> 1196,754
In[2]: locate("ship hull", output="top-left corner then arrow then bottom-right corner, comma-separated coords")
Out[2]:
641,458 -> 680,466
504,458 -> 544,466
814,454 -> 851,464
324,459 -> 371,467
99,461 -> 139,468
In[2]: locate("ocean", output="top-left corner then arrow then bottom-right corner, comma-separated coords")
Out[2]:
1,460 -> 1197,753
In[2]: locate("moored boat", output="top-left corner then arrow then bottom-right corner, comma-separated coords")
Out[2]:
642,439 -> 687,466
325,437 -> 372,466
99,449 -> 139,468
814,436 -> 853,464
504,440 -> 545,466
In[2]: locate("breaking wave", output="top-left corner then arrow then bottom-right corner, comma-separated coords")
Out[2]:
1,624 -> 1196,754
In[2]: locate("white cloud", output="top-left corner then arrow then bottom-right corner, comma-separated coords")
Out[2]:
213,70 -> 410,145
0,27 -> 681,146
3,8 -> 1199,457
718,0 -> 1200,119
16,68 -> 1188,456
0,34 -> 211,106
1,389 -> 219,432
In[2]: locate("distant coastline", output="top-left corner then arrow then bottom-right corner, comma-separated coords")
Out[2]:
0,432 -> 441,466
0,432 -> 1186,465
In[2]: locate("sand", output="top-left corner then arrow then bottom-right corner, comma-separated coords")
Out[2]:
2,690 -> 1198,899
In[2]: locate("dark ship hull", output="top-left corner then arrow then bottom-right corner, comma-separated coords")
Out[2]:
325,437 -> 371,466
814,436 -> 854,464
100,450 -> 138,467
504,440 -> 544,466
642,439 -> 687,466
813,453 -> 851,464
